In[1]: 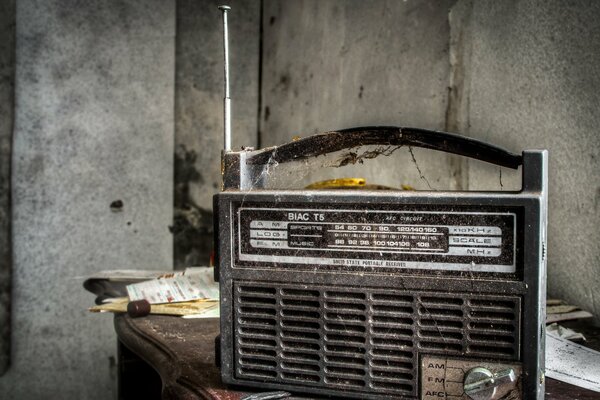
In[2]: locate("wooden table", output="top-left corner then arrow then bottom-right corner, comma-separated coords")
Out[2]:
114,314 -> 600,400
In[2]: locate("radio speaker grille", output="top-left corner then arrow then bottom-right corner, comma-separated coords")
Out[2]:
234,282 -> 521,398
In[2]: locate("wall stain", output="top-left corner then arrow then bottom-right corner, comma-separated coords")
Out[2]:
171,145 -> 213,268
109,200 -> 123,212
445,0 -> 473,191
275,73 -> 290,92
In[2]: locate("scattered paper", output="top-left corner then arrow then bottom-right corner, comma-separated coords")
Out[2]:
84,269 -> 197,303
546,323 -> 586,341
546,310 -> 593,324
126,267 -> 218,304
84,269 -> 184,282
545,299 -> 593,324
546,331 -> 600,393
547,305 -> 580,314
182,304 -> 221,319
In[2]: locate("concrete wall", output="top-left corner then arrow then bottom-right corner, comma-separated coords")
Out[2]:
0,0 -> 175,398
0,0 -> 15,376
261,0 -> 600,321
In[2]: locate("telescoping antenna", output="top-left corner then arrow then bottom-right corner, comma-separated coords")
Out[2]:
218,5 -> 232,151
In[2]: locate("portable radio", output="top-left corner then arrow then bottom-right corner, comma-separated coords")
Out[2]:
214,126 -> 548,400
213,7 -> 547,400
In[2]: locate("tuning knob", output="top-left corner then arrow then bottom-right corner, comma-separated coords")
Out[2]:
463,367 -> 516,400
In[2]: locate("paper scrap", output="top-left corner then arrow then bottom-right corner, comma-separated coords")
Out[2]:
547,305 -> 580,314
84,269 -> 185,281
546,310 -> 593,324
126,267 -> 218,304
182,303 -> 221,319
546,323 -> 586,341
546,331 -> 600,393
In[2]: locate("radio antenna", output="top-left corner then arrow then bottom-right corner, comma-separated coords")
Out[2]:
218,5 -> 232,151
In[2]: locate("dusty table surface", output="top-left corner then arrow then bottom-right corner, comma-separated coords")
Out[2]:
114,314 -> 600,400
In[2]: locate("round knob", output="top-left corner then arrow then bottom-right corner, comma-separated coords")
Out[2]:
464,367 -> 516,400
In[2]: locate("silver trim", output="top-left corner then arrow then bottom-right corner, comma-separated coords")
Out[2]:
238,253 -> 516,273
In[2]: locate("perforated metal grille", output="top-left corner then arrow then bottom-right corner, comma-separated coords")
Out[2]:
234,282 -> 521,398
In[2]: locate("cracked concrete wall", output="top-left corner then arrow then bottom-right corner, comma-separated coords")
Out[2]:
262,0 -> 600,321
0,0 -> 15,377
0,0 -> 175,398
174,0 -> 260,267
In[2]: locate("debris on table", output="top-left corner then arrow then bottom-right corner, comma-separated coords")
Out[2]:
544,298 -> 599,393
83,269 -> 186,304
546,331 -> 600,393
546,299 -> 593,324
547,323 -> 586,342
126,267 -> 218,304
86,267 -> 220,318
89,297 -> 219,317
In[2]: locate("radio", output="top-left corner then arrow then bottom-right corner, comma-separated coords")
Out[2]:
214,7 -> 547,400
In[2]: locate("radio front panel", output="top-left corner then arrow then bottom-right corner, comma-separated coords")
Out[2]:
216,189 -> 545,400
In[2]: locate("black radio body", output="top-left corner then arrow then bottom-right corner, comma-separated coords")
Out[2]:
214,127 -> 548,400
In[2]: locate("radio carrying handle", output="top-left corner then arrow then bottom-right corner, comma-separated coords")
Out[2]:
222,126 -> 525,191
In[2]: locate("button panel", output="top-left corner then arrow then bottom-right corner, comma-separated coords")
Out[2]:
421,356 -> 521,399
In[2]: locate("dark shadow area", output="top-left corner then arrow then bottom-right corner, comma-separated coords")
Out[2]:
0,0 -> 15,377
